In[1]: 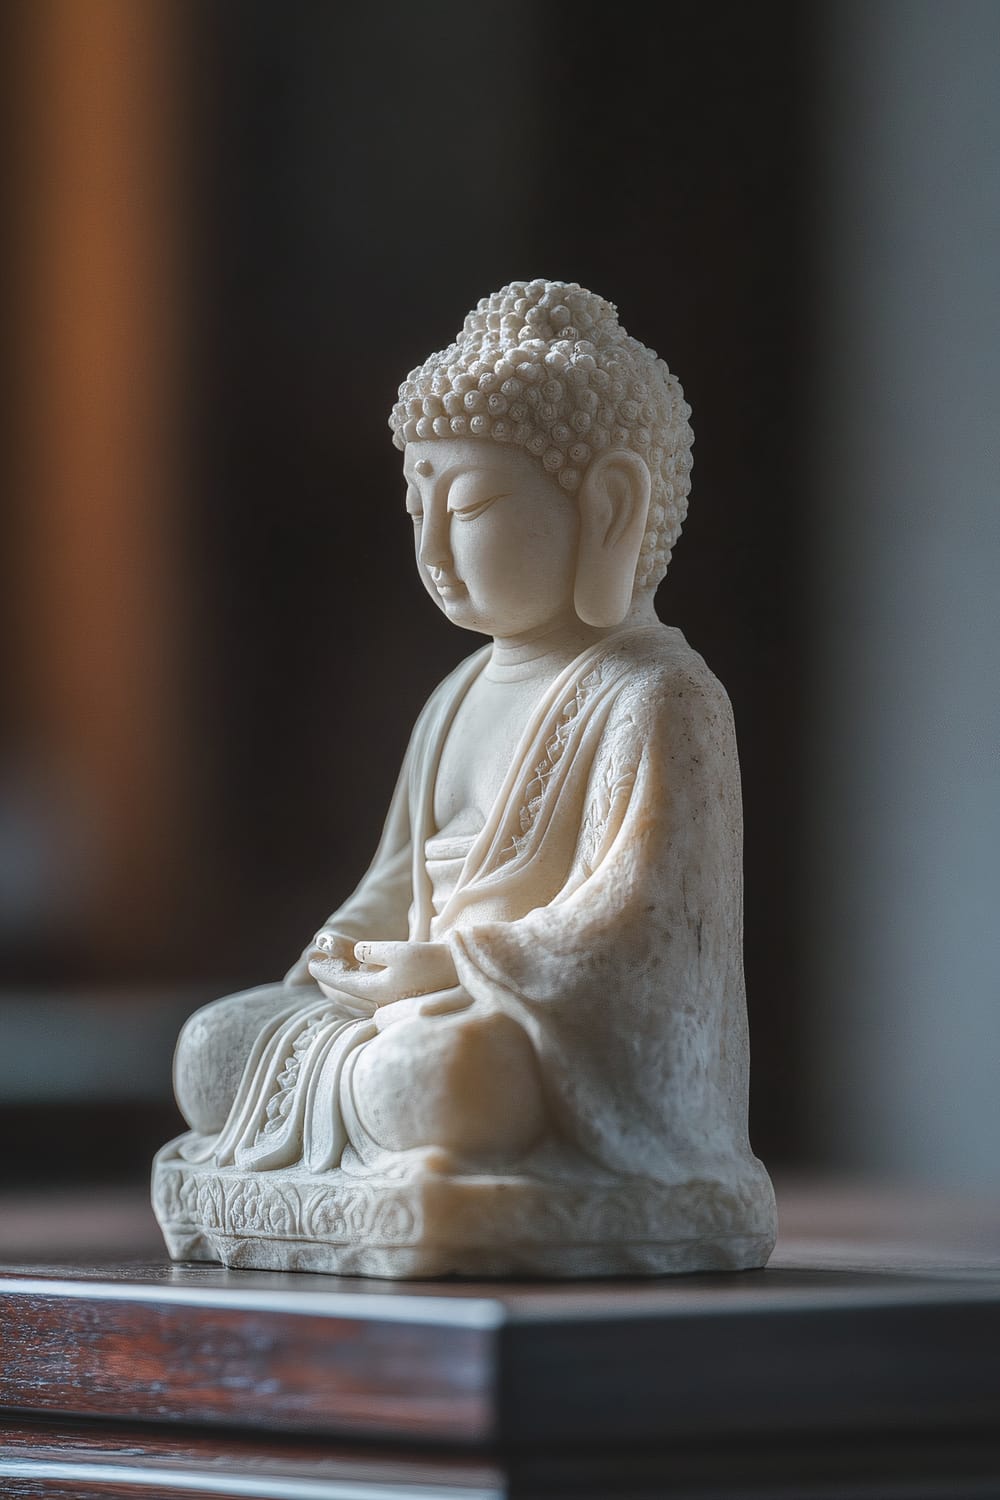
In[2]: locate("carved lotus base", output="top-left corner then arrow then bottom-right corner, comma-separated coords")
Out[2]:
152,1135 -> 776,1278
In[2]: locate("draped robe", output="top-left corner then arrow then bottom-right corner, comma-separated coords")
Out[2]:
181,623 -> 763,1192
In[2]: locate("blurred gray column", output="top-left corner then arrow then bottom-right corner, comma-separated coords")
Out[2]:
807,1 -> 1000,1185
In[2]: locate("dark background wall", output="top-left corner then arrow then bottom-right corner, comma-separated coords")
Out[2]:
2,0 -> 813,1176
186,0 -> 812,1160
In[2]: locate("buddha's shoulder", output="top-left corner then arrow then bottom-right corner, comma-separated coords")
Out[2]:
604,625 -> 732,710
413,646 -> 492,720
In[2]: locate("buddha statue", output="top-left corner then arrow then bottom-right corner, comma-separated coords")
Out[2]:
153,279 -> 777,1276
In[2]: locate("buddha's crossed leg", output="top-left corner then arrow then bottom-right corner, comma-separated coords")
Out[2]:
347,1001 -> 546,1162
175,984 -> 547,1166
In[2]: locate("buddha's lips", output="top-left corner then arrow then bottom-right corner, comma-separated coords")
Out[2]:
435,579 -> 466,596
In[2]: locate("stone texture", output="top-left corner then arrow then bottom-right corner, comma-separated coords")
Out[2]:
154,281 -> 777,1278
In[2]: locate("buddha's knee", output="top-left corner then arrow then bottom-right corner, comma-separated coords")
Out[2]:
350,1008 -> 546,1161
174,984 -> 292,1134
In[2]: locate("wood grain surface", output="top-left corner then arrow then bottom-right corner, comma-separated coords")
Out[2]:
1,1248 -> 998,1448
0,1182 -> 998,1495
1,1415 -> 999,1499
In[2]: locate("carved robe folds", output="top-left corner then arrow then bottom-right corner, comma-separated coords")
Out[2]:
153,626 -> 777,1276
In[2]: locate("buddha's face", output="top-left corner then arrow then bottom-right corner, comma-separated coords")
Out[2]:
403,439 -> 580,638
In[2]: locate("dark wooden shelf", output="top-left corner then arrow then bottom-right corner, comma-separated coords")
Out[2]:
1,1183 -> 999,1496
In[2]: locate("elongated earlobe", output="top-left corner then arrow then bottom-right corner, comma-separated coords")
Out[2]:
575,450 -> 652,626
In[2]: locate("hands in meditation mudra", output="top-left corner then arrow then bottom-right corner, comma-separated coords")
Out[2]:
153,281 -> 777,1276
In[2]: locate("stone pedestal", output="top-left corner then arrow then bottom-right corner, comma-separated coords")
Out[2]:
152,1134 -> 777,1276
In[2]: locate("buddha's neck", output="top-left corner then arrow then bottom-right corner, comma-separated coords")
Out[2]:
486,596 -> 659,682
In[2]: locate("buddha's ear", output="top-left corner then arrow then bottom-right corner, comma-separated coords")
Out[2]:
574,449 -> 652,627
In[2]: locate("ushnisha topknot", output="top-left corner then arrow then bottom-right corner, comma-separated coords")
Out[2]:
388,279 -> 694,588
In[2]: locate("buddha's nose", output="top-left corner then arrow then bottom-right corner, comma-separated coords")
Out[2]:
419,511 -> 451,571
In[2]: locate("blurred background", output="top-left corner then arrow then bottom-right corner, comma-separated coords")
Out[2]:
0,0 -> 996,1212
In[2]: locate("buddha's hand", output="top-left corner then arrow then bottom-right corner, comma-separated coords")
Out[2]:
308,939 -> 459,1009
284,928 -> 356,988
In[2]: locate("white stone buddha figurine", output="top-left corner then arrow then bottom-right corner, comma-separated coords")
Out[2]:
153,279 -> 777,1276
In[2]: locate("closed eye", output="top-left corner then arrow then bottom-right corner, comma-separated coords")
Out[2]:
449,493 -> 508,521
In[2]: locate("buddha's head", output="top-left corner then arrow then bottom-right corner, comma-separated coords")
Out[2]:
389,280 -> 693,637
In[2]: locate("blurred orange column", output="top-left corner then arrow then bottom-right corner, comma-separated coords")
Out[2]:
15,0 -> 191,966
